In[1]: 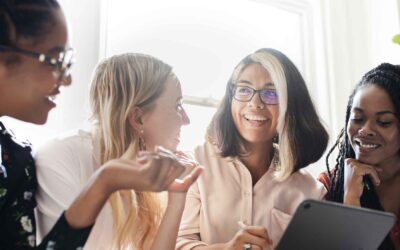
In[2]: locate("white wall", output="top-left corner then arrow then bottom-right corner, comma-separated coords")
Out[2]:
323,0 -> 400,137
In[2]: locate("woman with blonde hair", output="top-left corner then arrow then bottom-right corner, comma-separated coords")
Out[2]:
35,53 -> 202,249
177,48 -> 328,250
0,0 -> 194,249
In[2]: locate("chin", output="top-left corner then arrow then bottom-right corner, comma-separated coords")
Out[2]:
16,112 -> 48,125
355,154 -> 379,165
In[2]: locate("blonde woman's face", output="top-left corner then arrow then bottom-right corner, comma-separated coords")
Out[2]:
231,63 -> 279,146
140,74 -> 190,151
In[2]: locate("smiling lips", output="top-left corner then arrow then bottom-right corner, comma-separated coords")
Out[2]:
46,94 -> 57,102
354,138 -> 380,150
244,114 -> 268,126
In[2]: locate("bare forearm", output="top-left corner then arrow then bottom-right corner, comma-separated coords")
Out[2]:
343,192 -> 361,207
151,192 -> 187,250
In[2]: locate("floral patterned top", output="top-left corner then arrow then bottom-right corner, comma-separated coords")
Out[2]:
0,122 -> 93,249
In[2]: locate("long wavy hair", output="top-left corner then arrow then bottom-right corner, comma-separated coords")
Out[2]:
89,53 -> 173,249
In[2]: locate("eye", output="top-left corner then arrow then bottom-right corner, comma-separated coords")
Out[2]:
236,86 -> 252,96
377,120 -> 393,127
350,117 -> 363,124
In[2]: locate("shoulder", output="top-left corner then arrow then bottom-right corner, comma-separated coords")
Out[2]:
283,168 -> 327,198
36,129 -> 93,156
34,129 -> 95,168
193,141 -> 234,167
194,141 -> 220,163
316,171 -> 331,191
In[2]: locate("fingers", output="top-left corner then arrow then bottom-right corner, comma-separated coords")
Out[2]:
168,165 -> 204,192
245,226 -> 273,245
345,159 -> 381,186
236,228 -> 273,249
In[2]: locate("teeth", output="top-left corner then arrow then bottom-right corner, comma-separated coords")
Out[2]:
47,95 -> 56,102
244,114 -> 267,121
358,141 -> 379,149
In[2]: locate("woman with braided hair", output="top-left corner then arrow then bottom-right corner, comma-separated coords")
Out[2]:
320,63 -> 400,249
0,1 -> 202,249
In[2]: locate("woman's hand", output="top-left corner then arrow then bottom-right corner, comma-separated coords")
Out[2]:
167,151 -> 203,193
100,146 -> 187,194
223,225 -> 273,250
344,158 -> 382,206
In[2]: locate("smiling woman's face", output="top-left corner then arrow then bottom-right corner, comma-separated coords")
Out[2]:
0,8 -> 71,124
231,63 -> 279,146
140,74 -> 190,151
347,84 -> 400,166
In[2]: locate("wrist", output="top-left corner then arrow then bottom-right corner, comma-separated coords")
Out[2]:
344,192 -> 361,207
166,192 -> 187,210
94,165 -> 117,198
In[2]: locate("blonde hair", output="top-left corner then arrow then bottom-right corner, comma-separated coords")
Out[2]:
208,48 -> 328,180
89,53 -> 173,249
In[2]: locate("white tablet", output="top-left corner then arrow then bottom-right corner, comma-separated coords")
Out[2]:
276,199 -> 396,250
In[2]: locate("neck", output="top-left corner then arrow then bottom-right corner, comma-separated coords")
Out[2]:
240,141 -> 273,182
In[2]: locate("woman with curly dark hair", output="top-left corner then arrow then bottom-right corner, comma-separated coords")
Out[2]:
321,63 -> 400,250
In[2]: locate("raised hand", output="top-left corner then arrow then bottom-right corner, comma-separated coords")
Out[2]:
168,151 -> 203,193
344,158 -> 382,206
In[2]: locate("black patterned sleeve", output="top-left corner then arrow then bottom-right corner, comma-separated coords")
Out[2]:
37,212 -> 93,250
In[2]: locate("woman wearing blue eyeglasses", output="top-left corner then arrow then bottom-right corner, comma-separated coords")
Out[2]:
177,48 -> 329,250
0,1 -> 199,249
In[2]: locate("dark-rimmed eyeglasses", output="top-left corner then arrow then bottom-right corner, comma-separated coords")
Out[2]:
232,85 -> 279,105
0,45 -> 74,81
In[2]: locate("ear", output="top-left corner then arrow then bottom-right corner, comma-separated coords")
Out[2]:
128,106 -> 144,132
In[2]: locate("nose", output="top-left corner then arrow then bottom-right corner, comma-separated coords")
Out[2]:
247,91 -> 265,109
358,121 -> 376,137
181,107 -> 190,125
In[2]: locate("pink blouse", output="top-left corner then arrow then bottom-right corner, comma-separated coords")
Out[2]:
176,142 -> 326,249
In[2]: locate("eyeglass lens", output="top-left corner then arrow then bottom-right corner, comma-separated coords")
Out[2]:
234,86 -> 278,105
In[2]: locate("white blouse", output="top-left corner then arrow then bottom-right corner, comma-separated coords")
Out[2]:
35,129 -> 114,250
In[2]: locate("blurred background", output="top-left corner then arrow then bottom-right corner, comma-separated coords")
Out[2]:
2,0 -> 400,176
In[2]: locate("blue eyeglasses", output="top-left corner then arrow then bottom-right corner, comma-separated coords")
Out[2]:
232,85 -> 279,105
0,44 -> 74,81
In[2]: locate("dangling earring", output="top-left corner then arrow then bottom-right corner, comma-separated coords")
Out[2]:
272,133 -> 280,169
272,133 -> 279,144
139,129 -> 146,150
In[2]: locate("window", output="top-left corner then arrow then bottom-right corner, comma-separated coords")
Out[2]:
103,0 -> 306,151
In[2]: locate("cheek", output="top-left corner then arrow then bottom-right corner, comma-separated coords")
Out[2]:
346,121 -> 356,139
384,128 -> 400,147
231,101 -> 241,125
268,106 -> 279,123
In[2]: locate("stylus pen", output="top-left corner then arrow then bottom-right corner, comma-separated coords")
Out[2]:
238,220 -> 247,229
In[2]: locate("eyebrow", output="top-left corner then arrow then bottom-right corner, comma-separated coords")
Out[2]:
236,80 -> 274,88
352,107 -> 395,115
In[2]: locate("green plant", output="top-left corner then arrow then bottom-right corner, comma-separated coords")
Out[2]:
393,34 -> 400,44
